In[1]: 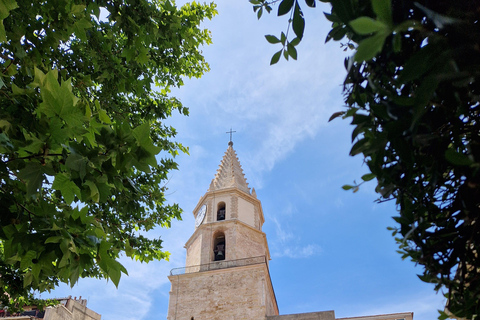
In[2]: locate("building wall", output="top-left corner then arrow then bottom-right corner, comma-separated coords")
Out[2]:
167,264 -> 278,320
235,222 -> 268,260
44,299 -> 101,320
186,220 -> 268,266
237,197 -> 255,227
336,313 -> 413,320
186,233 -> 202,267
267,311 -> 336,320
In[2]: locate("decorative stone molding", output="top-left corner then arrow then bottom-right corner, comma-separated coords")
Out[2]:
207,199 -> 213,223
230,195 -> 238,219
208,145 -> 251,195
254,206 -> 260,230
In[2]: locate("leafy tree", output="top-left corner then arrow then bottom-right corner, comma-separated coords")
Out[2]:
0,0 -> 216,310
253,0 -> 480,318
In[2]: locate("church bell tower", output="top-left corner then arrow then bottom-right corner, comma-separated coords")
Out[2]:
167,141 -> 279,320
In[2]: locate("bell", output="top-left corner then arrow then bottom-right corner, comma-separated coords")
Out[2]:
216,250 -> 224,257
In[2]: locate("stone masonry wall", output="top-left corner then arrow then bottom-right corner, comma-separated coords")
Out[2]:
167,264 -> 277,320
186,233 -> 202,267
235,222 -> 267,260
43,299 -> 101,320
267,311 -> 335,320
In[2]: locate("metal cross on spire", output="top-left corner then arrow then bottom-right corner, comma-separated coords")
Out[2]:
226,128 -> 236,146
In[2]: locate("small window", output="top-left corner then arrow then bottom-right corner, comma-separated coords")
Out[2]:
213,233 -> 226,261
217,202 -> 226,221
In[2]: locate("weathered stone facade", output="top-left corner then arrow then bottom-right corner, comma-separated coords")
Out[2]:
45,298 -> 101,320
2,297 -> 100,320
168,263 -> 277,320
168,143 -> 278,320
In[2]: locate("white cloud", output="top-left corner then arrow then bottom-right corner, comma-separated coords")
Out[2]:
270,216 -> 321,259
171,0 -> 348,189
272,216 -> 295,243
274,243 -> 322,259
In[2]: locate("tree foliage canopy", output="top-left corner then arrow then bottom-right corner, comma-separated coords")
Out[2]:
253,0 -> 480,318
0,0 -> 216,309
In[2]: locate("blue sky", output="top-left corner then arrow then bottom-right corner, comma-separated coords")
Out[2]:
44,0 -> 447,319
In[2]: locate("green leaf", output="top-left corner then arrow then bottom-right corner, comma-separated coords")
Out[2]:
413,76 -> 439,112
361,173 -> 376,181
133,122 -> 161,155
445,149 -> 473,166
0,0 -> 18,42
137,46 -> 150,65
107,261 -> 122,287
73,17 -> 92,42
287,43 -> 297,60
125,240 -> 134,257
32,67 -> 46,87
350,138 -> 369,156
371,0 -> 392,26
324,12 -> 341,23
290,37 -> 301,46
85,180 -> 100,202
65,153 -> 87,180
257,7 -> 263,19
132,123 -> 151,147
397,44 -> 440,84
353,32 -> 388,62
17,162 -> 45,196
329,0 -> 355,22
325,26 -> 346,43
20,250 -> 37,270
292,2 -> 305,40
280,32 -> 286,45
11,83 -> 27,95
328,111 -> 345,122
392,33 -> 401,52
52,173 -> 81,204
349,17 -> 388,35
23,272 -> 33,288
278,0 -> 294,16
265,35 -> 281,44
69,266 -> 81,287
45,236 -> 64,244
342,184 -> 355,190
98,108 -> 111,124
305,0 -> 315,8
270,50 -> 282,65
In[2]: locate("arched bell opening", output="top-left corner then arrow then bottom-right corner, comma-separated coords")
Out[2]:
213,233 -> 226,261
217,201 -> 226,221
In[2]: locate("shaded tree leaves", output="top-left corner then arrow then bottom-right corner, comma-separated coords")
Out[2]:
253,0 -> 480,318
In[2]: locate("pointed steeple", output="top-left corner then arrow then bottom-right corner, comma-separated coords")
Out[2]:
208,142 -> 250,195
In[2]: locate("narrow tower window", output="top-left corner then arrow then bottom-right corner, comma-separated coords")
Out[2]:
213,233 -> 226,261
217,202 -> 226,221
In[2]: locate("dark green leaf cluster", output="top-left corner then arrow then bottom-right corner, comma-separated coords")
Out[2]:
0,0 -> 216,309
327,1 -> 480,318
254,0 -> 480,318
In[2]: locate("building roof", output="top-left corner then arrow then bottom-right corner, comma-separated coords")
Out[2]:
208,142 -> 251,195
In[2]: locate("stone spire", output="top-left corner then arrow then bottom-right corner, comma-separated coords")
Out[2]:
208,142 -> 250,194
